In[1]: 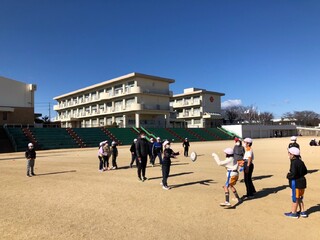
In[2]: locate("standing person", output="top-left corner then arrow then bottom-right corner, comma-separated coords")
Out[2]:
243,138 -> 256,198
284,147 -> 308,218
212,148 -> 242,206
288,136 -> 300,149
136,131 -> 149,181
233,138 -> 245,172
148,138 -> 155,166
182,138 -> 190,157
98,142 -> 105,172
161,140 -> 179,190
152,137 -> 163,165
25,143 -> 36,177
111,141 -> 118,170
129,139 -> 137,168
103,141 -> 111,171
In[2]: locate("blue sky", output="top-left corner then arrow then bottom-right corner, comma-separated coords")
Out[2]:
1,0 -> 320,118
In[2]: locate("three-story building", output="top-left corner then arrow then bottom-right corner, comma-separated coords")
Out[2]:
53,73 -> 174,128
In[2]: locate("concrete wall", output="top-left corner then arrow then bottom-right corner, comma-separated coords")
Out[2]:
0,76 -> 34,107
222,124 -> 297,139
202,93 -> 222,113
0,77 -> 36,125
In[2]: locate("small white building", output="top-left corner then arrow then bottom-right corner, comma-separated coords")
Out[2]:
53,73 -> 174,128
0,76 -> 37,126
222,124 -> 297,139
170,88 -> 225,128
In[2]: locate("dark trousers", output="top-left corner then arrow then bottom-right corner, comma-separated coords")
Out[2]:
162,161 -> 171,187
130,154 -> 136,166
98,156 -> 104,170
154,152 -> 163,164
103,155 -> 109,168
244,163 -> 256,196
149,154 -> 154,165
184,147 -> 189,157
137,156 -> 147,178
112,156 -> 118,168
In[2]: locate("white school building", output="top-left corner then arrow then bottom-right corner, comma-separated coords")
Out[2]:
53,73 -> 225,128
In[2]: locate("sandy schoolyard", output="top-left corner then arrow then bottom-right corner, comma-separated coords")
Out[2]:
1,136 -> 320,240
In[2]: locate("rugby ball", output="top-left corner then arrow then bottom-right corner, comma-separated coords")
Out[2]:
190,151 -> 197,162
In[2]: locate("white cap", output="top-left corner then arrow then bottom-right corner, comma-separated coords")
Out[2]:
291,136 -> 297,141
28,143 -> 33,147
134,139 -> 137,142
156,137 -> 161,140
99,140 -> 108,147
150,138 -> 154,141
243,138 -> 253,143
185,138 -> 188,140
111,141 -> 116,145
288,147 -> 300,156
163,140 -> 170,147
224,148 -> 234,155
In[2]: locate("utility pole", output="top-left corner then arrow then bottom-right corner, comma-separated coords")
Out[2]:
49,102 -> 51,120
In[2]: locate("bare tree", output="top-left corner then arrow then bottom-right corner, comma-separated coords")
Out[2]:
283,111 -> 320,126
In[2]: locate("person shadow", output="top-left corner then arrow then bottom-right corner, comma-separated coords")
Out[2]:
148,171 -> 194,180
246,185 -> 288,200
240,174 -> 273,183
307,204 -> 320,216
36,170 -> 77,176
307,169 -> 319,174
171,179 -> 215,189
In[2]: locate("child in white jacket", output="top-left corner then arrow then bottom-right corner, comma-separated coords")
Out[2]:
212,148 -> 242,206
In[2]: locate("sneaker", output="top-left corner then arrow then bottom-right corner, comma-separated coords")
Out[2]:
220,202 -> 231,207
284,212 -> 299,218
31,173 -> 36,176
27,175 -> 31,177
162,186 -> 171,190
138,177 -> 143,182
160,182 -> 163,185
300,211 -> 308,218
111,166 -> 116,170
143,177 -> 148,181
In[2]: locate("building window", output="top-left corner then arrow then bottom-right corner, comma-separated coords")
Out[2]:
3,112 -> 8,121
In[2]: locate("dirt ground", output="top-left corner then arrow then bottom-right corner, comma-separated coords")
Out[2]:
1,136 -> 320,240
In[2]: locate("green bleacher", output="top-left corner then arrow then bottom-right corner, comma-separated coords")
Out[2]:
106,128 -> 138,145
187,128 -> 218,141
169,128 -> 201,142
30,128 -> 78,150
146,128 -> 180,142
5,127 -> 233,152
73,128 -> 109,147
205,128 -> 233,140
6,128 -> 30,152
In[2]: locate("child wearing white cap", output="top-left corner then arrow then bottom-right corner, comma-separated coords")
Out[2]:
212,148 -> 242,206
25,143 -> 36,177
284,147 -> 308,218
288,136 -> 300,149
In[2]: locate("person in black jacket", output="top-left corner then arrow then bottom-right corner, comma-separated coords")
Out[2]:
161,140 -> 179,190
111,141 -> 118,170
25,143 -> 36,177
284,147 -> 308,218
129,139 -> 137,168
182,138 -> 190,157
135,132 -> 149,181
